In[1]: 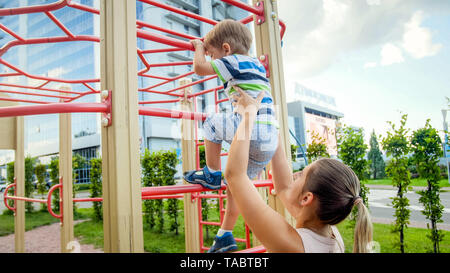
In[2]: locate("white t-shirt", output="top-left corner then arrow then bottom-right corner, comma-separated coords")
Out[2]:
296,225 -> 345,253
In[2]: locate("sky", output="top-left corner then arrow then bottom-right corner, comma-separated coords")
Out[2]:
277,0 -> 450,145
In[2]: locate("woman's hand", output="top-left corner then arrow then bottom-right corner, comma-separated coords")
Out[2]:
231,87 -> 265,117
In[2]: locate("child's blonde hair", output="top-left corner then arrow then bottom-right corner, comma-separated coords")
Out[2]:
204,19 -> 252,55
303,158 -> 373,253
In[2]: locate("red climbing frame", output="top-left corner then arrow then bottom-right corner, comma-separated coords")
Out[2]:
0,0 -> 286,253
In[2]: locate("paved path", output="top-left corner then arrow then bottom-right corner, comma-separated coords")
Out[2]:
0,220 -> 103,253
367,185 -> 450,231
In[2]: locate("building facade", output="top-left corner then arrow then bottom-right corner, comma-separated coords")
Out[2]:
287,83 -> 344,169
0,0 -> 250,182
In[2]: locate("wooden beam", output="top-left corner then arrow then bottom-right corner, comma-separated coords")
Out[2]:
0,95 -> 25,252
180,78 -> 201,253
0,95 -> 17,150
100,0 -> 144,252
59,86 -> 74,253
14,116 -> 25,253
253,0 -> 294,226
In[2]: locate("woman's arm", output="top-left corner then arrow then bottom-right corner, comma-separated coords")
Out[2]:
269,135 -> 300,217
224,89 -> 304,253
190,39 -> 215,76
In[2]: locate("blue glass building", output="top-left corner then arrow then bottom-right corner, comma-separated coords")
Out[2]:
0,0 -> 249,182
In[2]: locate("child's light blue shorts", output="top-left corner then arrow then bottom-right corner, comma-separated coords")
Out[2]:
202,112 -> 279,180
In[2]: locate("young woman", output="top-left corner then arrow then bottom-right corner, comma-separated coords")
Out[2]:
224,88 -> 373,253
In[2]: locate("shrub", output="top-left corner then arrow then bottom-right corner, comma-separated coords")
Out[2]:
381,114 -> 411,253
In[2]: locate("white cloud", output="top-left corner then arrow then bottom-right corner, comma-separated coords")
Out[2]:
380,43 -> 404,66
278,0 -> 450,78
401,11 -> 442,59
364,62 -> 377,69
366,0 -> 381,6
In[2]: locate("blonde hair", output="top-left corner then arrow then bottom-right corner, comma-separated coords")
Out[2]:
304,158 -> 373,253
204,19 -> 252,55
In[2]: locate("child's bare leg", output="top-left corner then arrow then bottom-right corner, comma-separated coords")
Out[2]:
205,139 -> 221,171
221,188 -> 240,231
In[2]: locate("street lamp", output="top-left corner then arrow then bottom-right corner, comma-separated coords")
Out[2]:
442,109 -> 450,185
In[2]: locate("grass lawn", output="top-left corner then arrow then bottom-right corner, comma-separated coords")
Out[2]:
0,207 -> 92,237
366,178 -> 449,188
336,220 -> 450,253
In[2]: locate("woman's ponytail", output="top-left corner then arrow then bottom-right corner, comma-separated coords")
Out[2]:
353,198 -> 373,253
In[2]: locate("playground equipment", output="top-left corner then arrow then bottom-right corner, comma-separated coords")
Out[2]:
0,0 -> 291,253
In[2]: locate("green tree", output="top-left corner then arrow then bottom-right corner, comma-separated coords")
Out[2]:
34,163 -> 47,211
24,156 -> 36,213
381,114 -> 411,253
337,125 -> 370,224
5,162 -> 15,214
48,157 -> 60,212
4,157 -> 36,213
411,120 -> 445,253
142,149 -> 158,230
72,153 -> 87,217
306,131 -> 330,162
90,158 -> 103,221
158,150 -> 179,234
368,130 -> 385,179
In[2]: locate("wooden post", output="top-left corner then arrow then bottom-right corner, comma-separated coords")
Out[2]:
59,86 -> 74,253
0,95 -> 25,252
253,0 -> 294,226
14,116 -> 25,253
180,78 -> 201,253
100,0 -> 144,252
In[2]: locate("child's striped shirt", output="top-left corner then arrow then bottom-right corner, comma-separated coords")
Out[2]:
210,54 -> 277,127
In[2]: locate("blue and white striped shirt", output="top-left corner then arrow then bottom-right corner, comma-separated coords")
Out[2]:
211,54 -> 278,126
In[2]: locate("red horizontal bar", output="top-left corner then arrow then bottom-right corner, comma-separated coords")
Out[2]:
149,61 -> 193,68
140,48 -> 186,54
0,59 -> 99,85
200,221 -> 221,226
141,180 -> 272,197
73,197 -> 103,203
0,96 -> 50,105
139,106 -> 208,121
161,75 -> 218,95
137,29 -> 194,51
0,35 -> 100,58
138,73 -> 172,81
0,89 -> 73,100
0,0 -> 67,16
139,99 -> 181,105
142,71 -> 195,91
5,195 -> 46,204
188,86 -> 223,98
137,20 -> 199,41
221,0 -> 263,15
0,83 -> 83,95
240,15 -> 254,25
0,102 -> 108,118
142,194 -> 184,200
66,0 -> 99,15
139,0 -> 218,25
197,193 -> 227,199
216,98 -> 229,104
